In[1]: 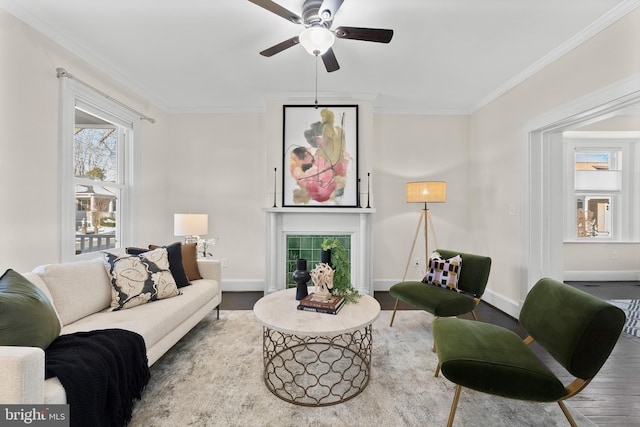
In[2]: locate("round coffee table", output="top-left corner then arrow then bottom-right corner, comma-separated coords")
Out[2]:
253,288 -> 380,406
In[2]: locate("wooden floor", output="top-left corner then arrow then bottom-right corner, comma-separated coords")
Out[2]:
220,283 -> 640,426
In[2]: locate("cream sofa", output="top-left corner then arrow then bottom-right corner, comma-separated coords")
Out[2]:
0,256 -> 221,404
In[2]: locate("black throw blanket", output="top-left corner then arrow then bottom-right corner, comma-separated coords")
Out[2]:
45,329 -> 150,427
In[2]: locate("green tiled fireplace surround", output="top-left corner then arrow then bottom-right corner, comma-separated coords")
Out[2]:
286,234 -> 351,287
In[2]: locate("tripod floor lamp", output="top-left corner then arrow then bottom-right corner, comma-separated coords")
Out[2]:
402,181 -> 447,281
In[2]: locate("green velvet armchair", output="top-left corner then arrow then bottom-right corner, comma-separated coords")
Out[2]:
389,249 -> 491,327
433,277 -> 626,427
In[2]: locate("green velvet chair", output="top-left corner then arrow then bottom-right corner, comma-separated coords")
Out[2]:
433,277 -> 626,427
389,249 -> 492,327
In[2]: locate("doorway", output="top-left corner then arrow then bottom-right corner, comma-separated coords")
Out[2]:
523,78 -> 640,298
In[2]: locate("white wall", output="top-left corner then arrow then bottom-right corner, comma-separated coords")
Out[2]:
469,8 -> 640,315
372,115 -> 470,285
163,113 -> 266,281
0,9 -> 169,273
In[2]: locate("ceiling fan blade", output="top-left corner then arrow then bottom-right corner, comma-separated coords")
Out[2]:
260,36 -> 300,57
319,0 -> 345,22
334,26 -> 394,43
321,48 -> 340,73
248,0 -> 302,24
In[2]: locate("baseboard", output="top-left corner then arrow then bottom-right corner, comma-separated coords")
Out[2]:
482,289 -> 522,318
564,270 -> 640,281
373,279 -> 398,291
220,279 -> 264,292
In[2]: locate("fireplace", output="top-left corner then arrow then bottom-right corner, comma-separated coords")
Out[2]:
264,208 -> 376,295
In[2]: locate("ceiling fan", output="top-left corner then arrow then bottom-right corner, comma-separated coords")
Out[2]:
248,0 -> 394,72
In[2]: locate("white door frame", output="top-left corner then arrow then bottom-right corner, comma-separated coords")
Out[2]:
522,74 -> 640,305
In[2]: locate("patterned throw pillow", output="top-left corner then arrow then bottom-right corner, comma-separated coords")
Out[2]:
423,251 -> 462,291
103,248 -> 180,311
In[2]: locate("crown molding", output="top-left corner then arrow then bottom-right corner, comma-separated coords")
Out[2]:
0,0 -> 171,112
472,0 -> 640,113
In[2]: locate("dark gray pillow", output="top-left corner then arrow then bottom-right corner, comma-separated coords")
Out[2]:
0,269 -> 61,349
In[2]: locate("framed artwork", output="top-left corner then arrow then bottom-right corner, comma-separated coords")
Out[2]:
282,105 -> 359,207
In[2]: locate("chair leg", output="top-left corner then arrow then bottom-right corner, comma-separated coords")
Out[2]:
557,401 -> 578,427
447,385 -> 462,427
471,309 -> 478,321
390,299 -> 399,327
434,362 -> 440,377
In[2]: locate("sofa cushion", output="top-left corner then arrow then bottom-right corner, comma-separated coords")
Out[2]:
0,269 -> 61,349
61,279 -> 220,353
433,317 -> 567,402
390,280 -> 477,317
181,243 -> 202,281
423,251 -> 462,291
104,248 -> 180,311
33,258 -> 112,326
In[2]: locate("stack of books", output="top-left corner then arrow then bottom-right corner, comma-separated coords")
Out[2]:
297,293 -> 345,315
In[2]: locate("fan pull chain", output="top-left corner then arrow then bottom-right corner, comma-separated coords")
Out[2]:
314,54 -> 319,109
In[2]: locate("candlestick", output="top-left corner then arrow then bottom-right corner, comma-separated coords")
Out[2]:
366,172 -> 371,208
273,167 -> 277,208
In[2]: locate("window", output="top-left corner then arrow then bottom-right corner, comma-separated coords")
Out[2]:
574,149 -> 620,238
61,79 -> 139,261
564,134 -> 639,242
73,114 -> 124,255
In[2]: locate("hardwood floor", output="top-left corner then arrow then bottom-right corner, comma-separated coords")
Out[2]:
220,284 -> 640,426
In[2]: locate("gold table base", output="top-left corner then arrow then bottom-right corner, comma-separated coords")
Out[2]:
262,325 -> 373,406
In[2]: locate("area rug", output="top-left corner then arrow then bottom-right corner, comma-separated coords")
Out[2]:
129,310 -> 594,427
609,299 -> 640,342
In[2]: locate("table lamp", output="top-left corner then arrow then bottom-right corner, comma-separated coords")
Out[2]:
174,213 -> 208,244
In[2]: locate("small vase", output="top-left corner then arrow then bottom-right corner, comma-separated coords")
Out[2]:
321,249 -> 331,266
293,259 -> 310,300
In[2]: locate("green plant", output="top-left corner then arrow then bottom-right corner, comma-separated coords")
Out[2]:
320,237 -> 360,303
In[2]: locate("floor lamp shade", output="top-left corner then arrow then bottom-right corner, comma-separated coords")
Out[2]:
174,214 -> 208,239
406,181 -> 446,204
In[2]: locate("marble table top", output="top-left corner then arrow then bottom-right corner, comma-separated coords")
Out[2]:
253,287 -> 381,336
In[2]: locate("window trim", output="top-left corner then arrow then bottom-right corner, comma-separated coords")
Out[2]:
60,78 -> 140,261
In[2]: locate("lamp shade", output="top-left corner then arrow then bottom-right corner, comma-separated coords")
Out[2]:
174,214 -> 208,236
299,26 -> 335,56
406,181 -> 446,203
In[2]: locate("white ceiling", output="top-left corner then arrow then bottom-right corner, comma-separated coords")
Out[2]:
2,0 -> 637,114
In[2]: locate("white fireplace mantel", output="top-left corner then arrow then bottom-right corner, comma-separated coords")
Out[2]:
263,207 -> 376,295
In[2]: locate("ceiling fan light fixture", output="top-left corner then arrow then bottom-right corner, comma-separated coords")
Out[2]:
299,26 -> 335,56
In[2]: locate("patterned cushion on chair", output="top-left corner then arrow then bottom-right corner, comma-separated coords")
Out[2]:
424,251 -> 462,291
